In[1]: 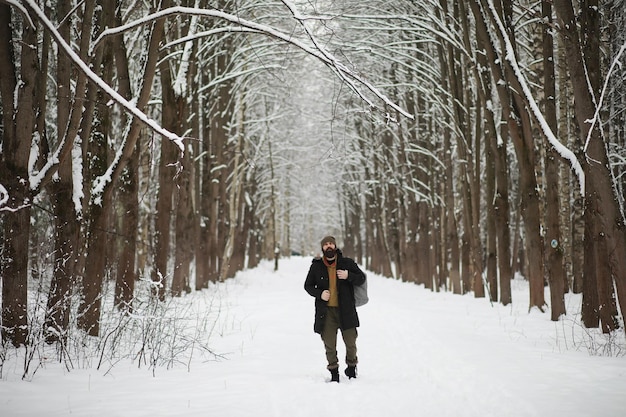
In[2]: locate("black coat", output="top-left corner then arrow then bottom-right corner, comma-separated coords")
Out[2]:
304,250 -> 366,334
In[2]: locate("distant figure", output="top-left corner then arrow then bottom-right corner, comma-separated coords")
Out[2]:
304,235 -> 366,382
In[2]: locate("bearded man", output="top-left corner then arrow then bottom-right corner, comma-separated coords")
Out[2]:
304,235 -> 366,382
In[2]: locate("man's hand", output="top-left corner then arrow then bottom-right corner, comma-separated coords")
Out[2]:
337,270 -> 349,280
321,290 -> 330,301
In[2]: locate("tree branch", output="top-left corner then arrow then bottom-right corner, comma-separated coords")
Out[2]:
93,5 -> 414,120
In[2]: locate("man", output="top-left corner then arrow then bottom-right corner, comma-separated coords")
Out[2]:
304,235 -> 366,382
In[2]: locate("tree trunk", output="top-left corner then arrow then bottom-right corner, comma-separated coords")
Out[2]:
472,0 -> 546,311
47,183 -> 79,341
151,14 -> 182,298
461,233 -> 471,294
0,7 -> 39,346
556,37 -> 581,293
220,125 -> 245,280
245,174 -> 261,269
542,0 -> 567,320
458,0 -> 485,298
510,108 -> 546,312
159,51 -> 190,295
196,116 -> 211,288
152,135 -> 177,297
434,5 -> 462,293
206,41 -> 232,281
172,147 -> 194,296
554,0 -> 626,331
416,203 -> 433,289
403,199 -> 420,283
79,191 -> 110,336
115,148 -> 139,308
486,131 -> 498,302
80,11 -> 166,333
221,90 -> 245,279
447,1 -> 482,295
79,37 -> 113,335
494,119 -> 512,305
473,10 -> 508,303
45,0 -> 76,342
106,0 -> 137,310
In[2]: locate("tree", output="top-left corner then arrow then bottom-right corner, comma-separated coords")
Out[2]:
2,0 -> 625,351
541,0 -> 567,320
0,5 -> 37,346
554,0 -> 624,332
45,0 -> 96,341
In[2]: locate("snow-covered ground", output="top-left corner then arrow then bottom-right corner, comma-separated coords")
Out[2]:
1,256 -> 625,416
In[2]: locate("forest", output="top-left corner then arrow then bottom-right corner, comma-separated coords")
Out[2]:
1,0 -> 625,365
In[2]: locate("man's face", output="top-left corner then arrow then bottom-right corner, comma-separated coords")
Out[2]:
323,242 -> 336,258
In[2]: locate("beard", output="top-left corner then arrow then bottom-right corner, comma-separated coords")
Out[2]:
323,248 -> 337,259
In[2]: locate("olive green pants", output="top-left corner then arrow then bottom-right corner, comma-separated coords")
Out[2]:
321,307 -> 358,369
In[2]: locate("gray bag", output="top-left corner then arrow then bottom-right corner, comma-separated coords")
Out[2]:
353,275 -> 369,307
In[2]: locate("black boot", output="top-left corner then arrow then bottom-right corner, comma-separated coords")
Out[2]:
344,365 -> 357,379
329,368 -> 340,383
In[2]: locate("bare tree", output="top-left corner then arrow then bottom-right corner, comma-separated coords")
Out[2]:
541,0 -> 567,320
0,4 -> 38,346
554,0 -> 624,332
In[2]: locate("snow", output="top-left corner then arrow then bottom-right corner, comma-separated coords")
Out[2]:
93,5 -> 412,120
483,0 -> 585,196
583,41 -> 626,155
0,184 -> 8,208
1,256 -> 625,416
22,0 -> 185,157
72,137 -> 84,215
172,0 -> 201,98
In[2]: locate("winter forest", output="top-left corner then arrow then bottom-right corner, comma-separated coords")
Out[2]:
1,0 -> 626,380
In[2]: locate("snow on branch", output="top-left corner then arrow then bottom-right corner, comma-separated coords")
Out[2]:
0,183 -> 30,212
162,27 -> 262,50
0,184 -> 9,208
21,0 -> 185,152
280,0 -> 413,120
583,41 -> 626,155
172,0 -> 201,97
93,5 -> 413,120
485,0 -> 585,195
3,0 -> 35,29
341,13 -> 468,58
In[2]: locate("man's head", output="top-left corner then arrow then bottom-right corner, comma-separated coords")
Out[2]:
320,235 -> 337,259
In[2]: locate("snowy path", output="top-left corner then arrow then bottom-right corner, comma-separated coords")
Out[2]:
1,256 -> 625,416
